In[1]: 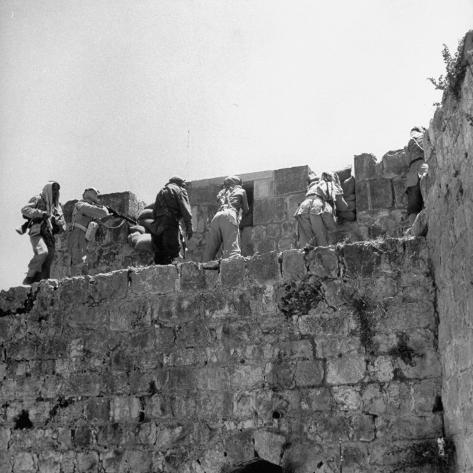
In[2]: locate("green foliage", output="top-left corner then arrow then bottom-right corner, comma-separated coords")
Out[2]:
428,38 -> 467,100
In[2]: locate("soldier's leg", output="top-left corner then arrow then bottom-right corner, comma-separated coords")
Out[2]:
309,214 -> 328,246
204,214 -> 223,261
157,226 -> 180,265
25,235 -> 49,279
296,213 -> 315,247
69,229 -> 87,276
40,244 -> 55,280
220,212 -> 240,259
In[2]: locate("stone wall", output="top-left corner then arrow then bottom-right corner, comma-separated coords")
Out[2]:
423,30 -> 473,473
0,238 -> 447,472
354,150 -> 414,240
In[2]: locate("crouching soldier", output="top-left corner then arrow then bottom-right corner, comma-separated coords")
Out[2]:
68,188 -> 109,276
152,177 -> 193,265
204,176 -> 249,261
21,181 -> 66,284
294,171 -> 346,248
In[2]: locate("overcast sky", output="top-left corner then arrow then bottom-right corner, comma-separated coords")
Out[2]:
1,0 -> 472,289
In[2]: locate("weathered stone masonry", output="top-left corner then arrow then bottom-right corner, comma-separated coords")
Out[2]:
0,239 -> 444,472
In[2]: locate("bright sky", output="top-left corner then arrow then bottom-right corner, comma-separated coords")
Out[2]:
0,0 -> 472,289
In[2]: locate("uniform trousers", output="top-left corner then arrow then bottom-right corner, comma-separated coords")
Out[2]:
204,209 -> 240,261
68,228 -> 88,276
296,212 -> 336,247
27,234 -> 55,280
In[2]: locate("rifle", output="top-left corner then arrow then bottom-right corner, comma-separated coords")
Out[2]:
106,206 -> 138,225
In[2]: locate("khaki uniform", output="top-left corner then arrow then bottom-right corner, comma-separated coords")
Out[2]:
68,200 -> 109,275
22,184 -> 66,282
204,185 -> 249,261
294,177 -> 342,247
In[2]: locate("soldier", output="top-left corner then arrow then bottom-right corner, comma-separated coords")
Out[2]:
21,181 -> 66,284
68,188 -> 110,276
204,176 -> 249,261
152,177 -> 193,265
406,126 -> 427,224
294,171 -> 346,248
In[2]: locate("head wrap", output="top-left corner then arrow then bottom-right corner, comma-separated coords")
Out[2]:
223,176 -> 241,188
41,181 -> 60,215
168,176 -> 186,187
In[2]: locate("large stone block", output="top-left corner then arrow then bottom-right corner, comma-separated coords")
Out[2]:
247,252 -> 280,283
253,430 -> 286,465
179,262 -> 206,290
281,249 -> 307,280
294,360 -> 324,386
274,165 -> 308,195
306,246 -> 339,278
342,242 -> 382,277
254,178 -> 275,199
356,178 -> 394,211
380,149 -> 409,178
129,265 -> 178,294
354,153 -> 378,180
220,257 -> 246,287
253,197 -> 286,225
326,354 -> 366,385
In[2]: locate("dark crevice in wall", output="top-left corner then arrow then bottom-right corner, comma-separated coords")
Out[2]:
14,410 -> 33,429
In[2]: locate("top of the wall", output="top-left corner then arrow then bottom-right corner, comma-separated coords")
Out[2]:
0,237 -> 428,318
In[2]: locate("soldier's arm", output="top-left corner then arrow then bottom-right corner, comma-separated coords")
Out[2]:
21,196 -> 44,220
177,190 -> 193,233
77,202 -> 110,219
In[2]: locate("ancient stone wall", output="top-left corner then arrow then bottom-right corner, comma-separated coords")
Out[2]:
423,30 -> 473,473
0,239 -> 446,472
354,149 -> 414,239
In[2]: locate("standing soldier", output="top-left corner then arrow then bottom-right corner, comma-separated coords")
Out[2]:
21,181 -> 66,284
406,126 -> 426,225
204,176 -> 249,261
68,188 -> 110,276
152,177 -> 193,265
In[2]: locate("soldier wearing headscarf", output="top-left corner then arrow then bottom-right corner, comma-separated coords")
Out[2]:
152,176 -> 193,265
294,171 -> 346,247
204,175 -> 249,261
21,181 -> 66,284
68,187 -> 110,276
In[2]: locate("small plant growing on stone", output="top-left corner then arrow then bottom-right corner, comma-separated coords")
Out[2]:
428,37 -> 467,100
278,275 -> 324,318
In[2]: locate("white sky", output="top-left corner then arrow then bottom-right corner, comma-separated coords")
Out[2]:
1,0 -> 472,289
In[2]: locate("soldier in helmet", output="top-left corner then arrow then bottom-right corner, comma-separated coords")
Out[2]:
68,188 -> 110,276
